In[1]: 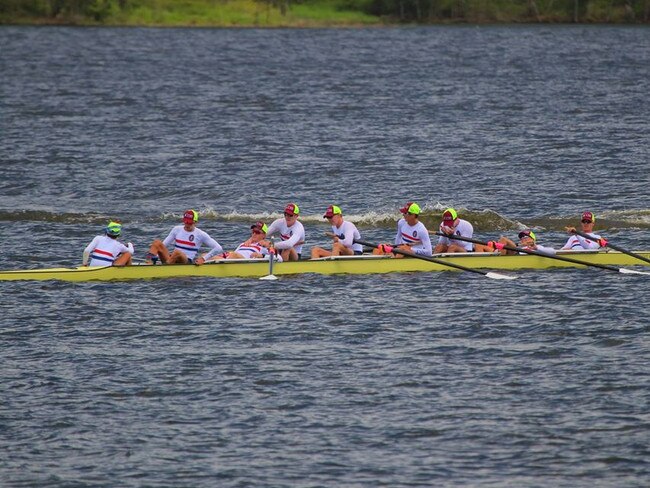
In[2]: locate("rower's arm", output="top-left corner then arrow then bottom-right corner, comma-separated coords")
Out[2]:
274,226 -> 304,250
338,225 -> 355,248
575,234 -> 601,249
201,235 -> 224,261
274,234 -> 298,250
415,228 -> 433,256
534,244 -> 557,256
162,228 -> 176,248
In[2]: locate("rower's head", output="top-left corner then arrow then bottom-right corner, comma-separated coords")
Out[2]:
441,208 -> 458,229
250,221 -> 268,241
400,202 -> 421,224
580,211 -> 595,230
105,221 -> 122,239
283,203 -> 300,223
183,209 -> 199,229
323,204 -> 343,225
518,229 -> 537,246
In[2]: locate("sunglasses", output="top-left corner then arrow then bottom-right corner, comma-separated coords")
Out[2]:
284,212 -> 295,217
581,219 -> 593,224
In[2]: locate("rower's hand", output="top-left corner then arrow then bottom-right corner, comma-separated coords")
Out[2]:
565,226 -> 576,234
194,257 -> 205,266
441,226 -> 454,236
378,244 -> 393,254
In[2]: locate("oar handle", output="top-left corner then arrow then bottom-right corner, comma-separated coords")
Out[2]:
572,229 -> 650,266
433,232 -> 623,273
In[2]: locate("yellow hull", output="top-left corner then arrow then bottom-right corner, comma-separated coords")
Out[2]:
0,251 -> 649,282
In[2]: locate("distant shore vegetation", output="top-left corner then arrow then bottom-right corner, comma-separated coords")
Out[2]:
1,0 -> 648,27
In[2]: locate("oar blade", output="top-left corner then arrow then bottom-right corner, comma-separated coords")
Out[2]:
485,271 -> 517,280
259,274 -> 278,281
618,268 -> 650,276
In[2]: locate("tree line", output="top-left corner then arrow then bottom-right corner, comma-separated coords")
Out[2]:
1,0 -> 648,24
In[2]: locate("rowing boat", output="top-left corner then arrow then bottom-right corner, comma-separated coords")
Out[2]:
0,250 -> 649,282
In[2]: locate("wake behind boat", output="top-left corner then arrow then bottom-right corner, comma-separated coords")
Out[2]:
1,250 -> 649,282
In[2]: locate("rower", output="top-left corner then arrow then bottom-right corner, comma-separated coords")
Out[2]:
266,203 -> 305,262
431,208 -> 475,253
374,202 -> 432,258
494,230 -> 556,256
220,221 -> 280,261
83,221 -> 134,267
145,209 -> 223,265
311,205 -> 363,259
562,211 -> 603,250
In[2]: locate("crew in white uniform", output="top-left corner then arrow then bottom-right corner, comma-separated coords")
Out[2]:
145,209 -> 223,265
266,203 -> 305,262
374,202 -> 432,257
496,230 -> 556,256
433,208 -> 474,253
311,205 -> 363,259
83,221 -> 134,267
562,211 -> 602,250
220,221 -> 280,261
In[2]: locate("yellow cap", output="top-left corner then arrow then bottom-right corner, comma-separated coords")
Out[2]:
400,202 -> 421,215
323,205 -> 342,218
106,221 -> 122,236
443,208 -> 458,221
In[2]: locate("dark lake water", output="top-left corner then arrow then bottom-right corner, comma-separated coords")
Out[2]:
1,25 -> 649,486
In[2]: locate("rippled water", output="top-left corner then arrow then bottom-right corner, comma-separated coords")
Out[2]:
1,25 -> 649,486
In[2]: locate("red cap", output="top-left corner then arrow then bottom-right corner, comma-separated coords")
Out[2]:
399,202 -> 414,214
323,205 -> 342,219
284,203 -> 299,216
183,209 -> 198,224
442,211 -> 456,226
581,211 -> 595,223
250,221 -> 268,234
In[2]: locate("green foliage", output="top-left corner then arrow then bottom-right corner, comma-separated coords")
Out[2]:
0,0 -> 648,24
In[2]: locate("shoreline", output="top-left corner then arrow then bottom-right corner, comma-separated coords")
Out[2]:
2,1 -> 649,29
3,19 -> 649,28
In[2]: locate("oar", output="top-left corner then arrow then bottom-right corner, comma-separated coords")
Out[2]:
353,239 -> 516,280
571,229 -> 650,266
433,232 -> 650,276
259,238 -> 278,281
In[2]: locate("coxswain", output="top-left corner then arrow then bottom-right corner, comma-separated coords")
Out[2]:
145,209 -> 223,265
221,221 -> 279,261
494,229 -> 556,256
265,203 -> 305,262
83,221 -> 134,267
562,211 -> 603,250
311,205 -> 363,259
